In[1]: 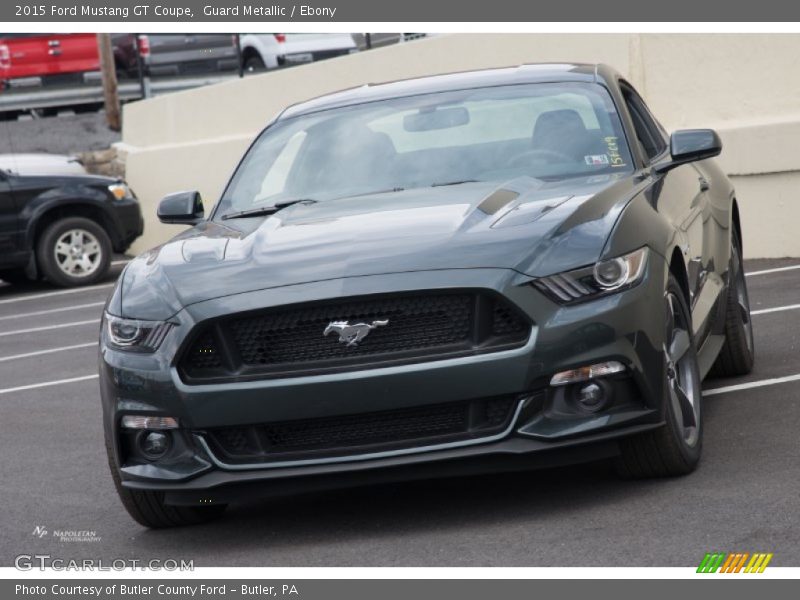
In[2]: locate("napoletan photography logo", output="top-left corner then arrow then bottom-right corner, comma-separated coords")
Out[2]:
31,524 -> 101,543
697,552 -> 774,573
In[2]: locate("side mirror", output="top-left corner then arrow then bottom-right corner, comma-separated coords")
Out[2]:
157,190 -> 204,225
655,129 -> 722,174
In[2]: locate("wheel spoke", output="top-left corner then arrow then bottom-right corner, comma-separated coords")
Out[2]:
673,381 -> 697,429
84,241 -> 100,255
60,256 -> 75,273
665,294 -> 677,341
668,385 -> 684,431
670,329 -> 691,362
55,241 -> 71,255
738,300 -> 750,322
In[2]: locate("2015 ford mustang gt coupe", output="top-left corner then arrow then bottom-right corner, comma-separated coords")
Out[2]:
101,63 -> 754,527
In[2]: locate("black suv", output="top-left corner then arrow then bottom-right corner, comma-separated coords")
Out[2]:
0,167 -> 143,286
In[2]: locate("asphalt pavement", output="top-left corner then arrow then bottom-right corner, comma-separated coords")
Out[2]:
1,258 -> 798,567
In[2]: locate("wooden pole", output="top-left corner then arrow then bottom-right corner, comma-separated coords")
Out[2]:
96,33 -> 121,132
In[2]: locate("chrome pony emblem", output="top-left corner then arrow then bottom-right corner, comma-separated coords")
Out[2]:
323,319 -> 389,347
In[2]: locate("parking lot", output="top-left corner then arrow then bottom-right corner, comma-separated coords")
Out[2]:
1,257 -> 799,567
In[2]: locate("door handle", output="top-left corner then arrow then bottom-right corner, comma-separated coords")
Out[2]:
698,177 -> 710,192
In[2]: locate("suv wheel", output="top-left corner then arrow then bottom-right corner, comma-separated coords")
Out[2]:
105,440 -> 227,529
37,217 -> 112,287
615,274 -> 703,478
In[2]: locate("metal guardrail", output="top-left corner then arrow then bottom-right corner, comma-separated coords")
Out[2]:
0,74 -> 238,113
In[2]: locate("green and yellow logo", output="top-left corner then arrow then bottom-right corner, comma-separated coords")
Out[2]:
697,552 -> 773,573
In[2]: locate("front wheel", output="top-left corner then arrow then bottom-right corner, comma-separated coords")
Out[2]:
615,274 -> 703,478
710,228 -> 755,377
37,217 -> 111,287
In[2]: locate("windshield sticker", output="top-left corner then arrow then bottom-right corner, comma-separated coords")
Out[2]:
604,136 -> 627,168
585,154 -> 610,166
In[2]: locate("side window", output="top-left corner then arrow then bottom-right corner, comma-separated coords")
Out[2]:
620,84 -> 668,162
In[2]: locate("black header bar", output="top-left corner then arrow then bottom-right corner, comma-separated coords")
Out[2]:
1,0 -> 798,23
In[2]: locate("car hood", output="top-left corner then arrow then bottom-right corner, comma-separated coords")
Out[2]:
120,174 -> 644,319
0,153 -> 87,177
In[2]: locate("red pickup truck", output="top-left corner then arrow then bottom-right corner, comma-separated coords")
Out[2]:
0,33 -> 100,90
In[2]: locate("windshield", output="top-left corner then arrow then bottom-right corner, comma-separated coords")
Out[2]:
215,82 -> 633,218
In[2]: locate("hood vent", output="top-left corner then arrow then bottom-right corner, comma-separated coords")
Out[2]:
476,189 -> 520,215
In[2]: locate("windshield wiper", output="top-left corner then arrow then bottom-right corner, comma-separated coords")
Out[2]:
344,187 -> 406,198
430,179 -> 480,187
221,199 -> 317,220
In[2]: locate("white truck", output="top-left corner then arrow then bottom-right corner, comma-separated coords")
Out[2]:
238,34 -> 358,71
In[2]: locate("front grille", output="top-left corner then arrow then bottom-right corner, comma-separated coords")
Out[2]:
186,333 -> 222,370
231,294 -> 473,366
180,290 -> 531,383
201,395 -> 518,464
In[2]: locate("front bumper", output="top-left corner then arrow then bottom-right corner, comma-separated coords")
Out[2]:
278,48 -> 356,66
107,197 -> 144,252
100,254 -> 670,501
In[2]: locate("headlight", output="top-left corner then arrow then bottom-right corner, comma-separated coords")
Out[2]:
108,182 -> 134,201
533,247 -> 649,304
104,313 -> 173,352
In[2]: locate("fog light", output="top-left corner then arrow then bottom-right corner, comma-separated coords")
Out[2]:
573,381 -> 608,412
138,431 -> 171,459
550,361 -> 625,386
121,415 -> 178,430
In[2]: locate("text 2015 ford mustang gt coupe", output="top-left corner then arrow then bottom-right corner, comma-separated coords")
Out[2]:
100,64 -> 754,527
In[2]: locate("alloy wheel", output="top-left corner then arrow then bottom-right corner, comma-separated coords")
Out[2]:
664,292 -> 701,447
732,242 -> 754,354
54,229 -> 103,278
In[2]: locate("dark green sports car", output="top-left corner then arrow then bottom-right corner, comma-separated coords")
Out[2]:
100,63 -> 754,527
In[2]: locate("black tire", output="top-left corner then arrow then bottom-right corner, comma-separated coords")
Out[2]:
615,274 -> 703,478
115,63 -> 134,81
36,217 -> 112,287
710,228 -> 755,377
105,439 -> 227,529
0,268 -> 31,284
74,102 -> 104,114
244,54 -> 266,72
33,107 -> 59,118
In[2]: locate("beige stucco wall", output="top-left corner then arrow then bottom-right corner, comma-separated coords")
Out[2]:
121,33 -> 800,257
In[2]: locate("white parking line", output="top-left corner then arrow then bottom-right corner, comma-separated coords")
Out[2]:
0,302 -> 105,322
751,303 -> 800,316
0,342 -> 98,363
0,374 -> 99,395
704,373 -> 800,396
0,319 -> 99,337
746,264 -> 800,277
0,283 -> 113,305
111,259 -> 130,266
